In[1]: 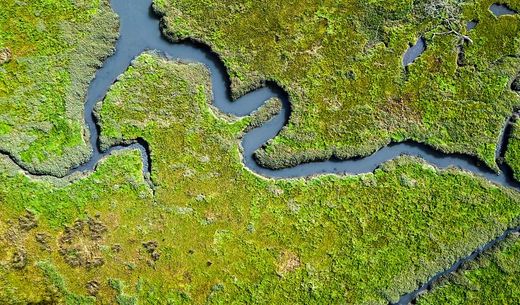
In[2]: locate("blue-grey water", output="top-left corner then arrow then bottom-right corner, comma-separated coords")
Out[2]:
490,3 -> 517,16
461,3 -> 513,35
467,20 -> 478,30
6,0 -> 520,304
403,37 -> 426,66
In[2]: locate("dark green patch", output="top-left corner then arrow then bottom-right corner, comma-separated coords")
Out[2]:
418,233 -> 520,304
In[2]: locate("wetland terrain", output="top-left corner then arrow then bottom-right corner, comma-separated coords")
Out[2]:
2,0 -> 520,304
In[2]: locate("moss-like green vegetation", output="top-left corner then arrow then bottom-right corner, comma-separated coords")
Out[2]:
153,0 -> 520,170
0,0 -> 118,175
418,233 -> 520,304
4,52 -> 520,304
5,52 -> 516,304
506,118 -> 520,180
3,0 -> 520,303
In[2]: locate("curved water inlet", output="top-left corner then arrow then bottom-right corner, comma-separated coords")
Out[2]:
394,226 -> 520,305
3,0 -> 520,303
403,37 -> 426,67
1,0 -> 514,185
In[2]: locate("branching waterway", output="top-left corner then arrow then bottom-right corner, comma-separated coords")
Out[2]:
4,0 -> 520,303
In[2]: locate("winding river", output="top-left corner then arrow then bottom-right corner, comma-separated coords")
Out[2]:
10,0 -> 520,303
83,0 -> 520,185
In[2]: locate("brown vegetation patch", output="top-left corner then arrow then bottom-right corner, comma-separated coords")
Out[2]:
0,47 -> 11,64
11,248 -> 27,270
111,244 -> 122,253
383,95 -> 421,122
18,210 -> 37,232
58,216 -> 107,269
380,95 -> 423,132
277,251 -> 301,275
142,240 -> 161,266
35,232 -> 51,251
86,280 -> 100,296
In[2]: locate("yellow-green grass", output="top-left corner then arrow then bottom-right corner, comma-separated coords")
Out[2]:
0,0 -> 118,175
2,53 -> 517,304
